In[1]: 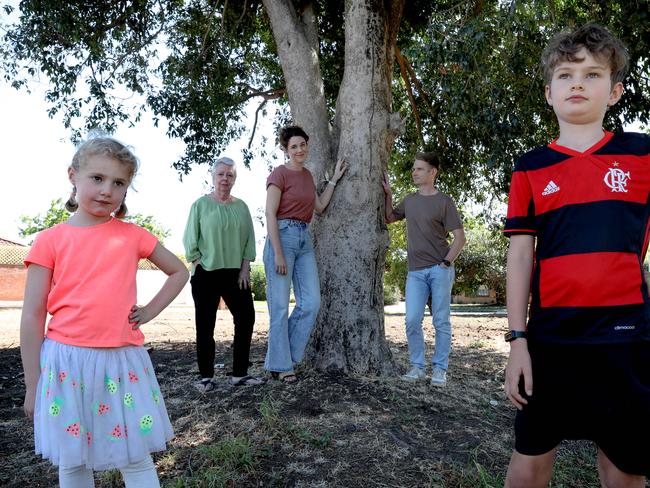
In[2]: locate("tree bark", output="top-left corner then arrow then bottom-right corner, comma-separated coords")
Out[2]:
261,0 -> 332,164
263,0 -> 405,374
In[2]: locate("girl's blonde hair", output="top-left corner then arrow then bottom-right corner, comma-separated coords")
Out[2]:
66,137 -> 139,218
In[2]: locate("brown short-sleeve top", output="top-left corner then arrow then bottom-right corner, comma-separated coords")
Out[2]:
267,165 -> 316,223
393,192 -> 463,271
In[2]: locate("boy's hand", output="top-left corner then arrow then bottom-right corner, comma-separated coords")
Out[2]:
129,305 -> 153,329
504,340 -> 533,410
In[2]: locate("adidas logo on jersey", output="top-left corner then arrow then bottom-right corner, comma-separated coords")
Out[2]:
542,180 -> 560,196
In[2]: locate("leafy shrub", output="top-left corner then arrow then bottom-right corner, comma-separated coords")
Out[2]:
384,284 -> 401,306
385,220 -> 408,297
250,266 -> 296,302
453,216 -> 507,304
250,266 -> 266,301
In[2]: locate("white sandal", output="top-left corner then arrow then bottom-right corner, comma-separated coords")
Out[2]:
196,378 -> 216,392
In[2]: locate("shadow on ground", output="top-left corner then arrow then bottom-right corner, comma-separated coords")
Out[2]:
0,336 -> 605,487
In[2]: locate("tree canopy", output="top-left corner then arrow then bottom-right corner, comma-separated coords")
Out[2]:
391,1 -> 650,208
2,1 -> 648,205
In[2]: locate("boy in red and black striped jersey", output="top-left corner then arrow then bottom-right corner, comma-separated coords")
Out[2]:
503,24 -> 650,487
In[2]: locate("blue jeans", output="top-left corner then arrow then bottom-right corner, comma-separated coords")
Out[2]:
263,220 -> 321,372
404,264 -> 455,371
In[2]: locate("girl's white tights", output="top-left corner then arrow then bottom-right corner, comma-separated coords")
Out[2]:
58,455 -> 160,488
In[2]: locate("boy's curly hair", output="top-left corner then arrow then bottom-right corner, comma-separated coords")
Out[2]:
541,23 -> 629,84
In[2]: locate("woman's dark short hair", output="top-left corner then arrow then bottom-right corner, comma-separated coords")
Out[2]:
279,125 -> 309,149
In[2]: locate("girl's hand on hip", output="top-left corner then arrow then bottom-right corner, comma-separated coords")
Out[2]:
129,305 -> 153,329
275,255 -> 287,275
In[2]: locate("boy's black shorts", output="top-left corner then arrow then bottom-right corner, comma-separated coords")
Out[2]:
514,340 -> 650,476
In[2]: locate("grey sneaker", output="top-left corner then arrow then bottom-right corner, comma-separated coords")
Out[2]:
430,368 -> 447,387
401,367 -> 426,382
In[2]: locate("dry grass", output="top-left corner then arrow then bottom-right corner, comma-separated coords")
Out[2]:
0,306 -> 619,487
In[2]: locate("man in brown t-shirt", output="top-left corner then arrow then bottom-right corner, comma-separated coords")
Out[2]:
383,152 -> 466,386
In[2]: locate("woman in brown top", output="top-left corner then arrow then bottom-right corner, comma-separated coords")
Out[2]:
263,125 -> 346,382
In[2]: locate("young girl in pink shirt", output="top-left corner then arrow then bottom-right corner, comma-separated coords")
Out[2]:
20,137 -> 189,487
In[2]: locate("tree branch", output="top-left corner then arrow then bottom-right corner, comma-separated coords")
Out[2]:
248,99 -> 267,148
300,1 -> 318,54
236,0 -> 248,26
262,0 -> 331,170
395,46 -> 422,143
221,0 -> 228,31
199,0 -> 222,60
235,83 -> 286,105
399,47 -> 439,121
100,1 -> 168,85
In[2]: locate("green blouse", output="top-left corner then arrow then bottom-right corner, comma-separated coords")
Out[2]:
183,196 -> 256,274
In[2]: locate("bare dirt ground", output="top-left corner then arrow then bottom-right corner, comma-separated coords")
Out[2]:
0,306 -> 602,487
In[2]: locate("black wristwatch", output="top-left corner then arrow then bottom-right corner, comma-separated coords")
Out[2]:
441,259 -> 451,267
504,330 -> 527,342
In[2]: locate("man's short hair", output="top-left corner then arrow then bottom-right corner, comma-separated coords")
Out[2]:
415,151 -> 441,170
541,23 -> 629,84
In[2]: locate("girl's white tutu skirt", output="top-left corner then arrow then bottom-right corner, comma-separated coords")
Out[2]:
34,338 -> 174,470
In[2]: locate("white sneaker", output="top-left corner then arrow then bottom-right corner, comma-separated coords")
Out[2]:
401,367 -> 426,382
430,368 -> 447,387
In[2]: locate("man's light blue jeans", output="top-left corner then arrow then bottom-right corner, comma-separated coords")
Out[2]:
263,220 -> 321,372
405,263 -> 455,371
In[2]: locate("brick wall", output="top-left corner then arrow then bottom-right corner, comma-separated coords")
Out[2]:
0,266 -> 27,300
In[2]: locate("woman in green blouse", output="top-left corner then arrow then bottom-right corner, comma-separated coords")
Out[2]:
183,156 -> 263,390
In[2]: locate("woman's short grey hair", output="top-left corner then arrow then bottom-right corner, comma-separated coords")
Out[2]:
210,156 -> 236,173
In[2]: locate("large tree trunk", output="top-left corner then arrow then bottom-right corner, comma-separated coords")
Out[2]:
263,0 -> 405,374
261,0 -> 333,164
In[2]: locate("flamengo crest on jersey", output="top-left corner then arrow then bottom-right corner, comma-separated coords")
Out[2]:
503,131 -> 650,344
604,162 -> 631,193
542,180 -> 560,196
